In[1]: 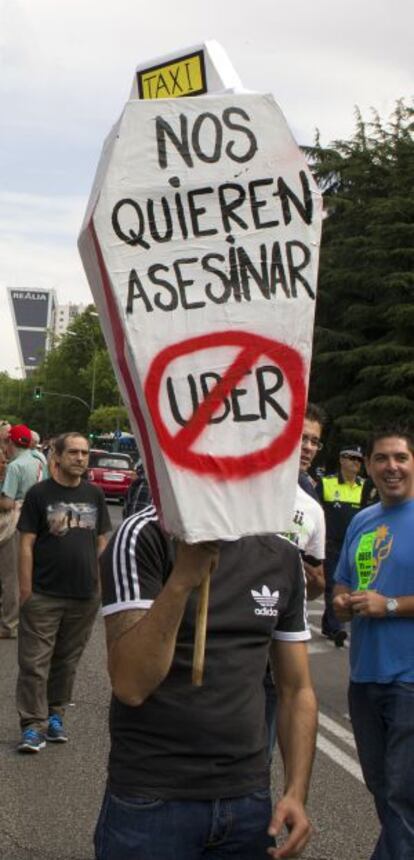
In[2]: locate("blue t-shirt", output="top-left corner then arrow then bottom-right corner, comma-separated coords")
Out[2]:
335,498 -> 414,683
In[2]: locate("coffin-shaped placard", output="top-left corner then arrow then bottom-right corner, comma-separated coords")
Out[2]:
79,71 -> 322,541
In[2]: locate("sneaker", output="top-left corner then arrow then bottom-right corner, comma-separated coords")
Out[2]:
46,714 -> 68,743
17,728 -> 46,754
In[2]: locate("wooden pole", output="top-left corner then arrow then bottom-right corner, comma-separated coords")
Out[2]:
192,572 -> 211,686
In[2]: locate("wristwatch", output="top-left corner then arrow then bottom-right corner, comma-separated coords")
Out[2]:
385,598 -> 399,617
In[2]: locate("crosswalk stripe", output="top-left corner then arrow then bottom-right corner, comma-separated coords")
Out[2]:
318,711 -> 356,748
316,734 -> 364,783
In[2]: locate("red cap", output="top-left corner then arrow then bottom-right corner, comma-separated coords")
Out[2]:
9,424 -> 32,448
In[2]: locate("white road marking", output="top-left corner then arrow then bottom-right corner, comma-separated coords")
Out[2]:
309,623 -> 322,635
316,734 -> 364,783
318,711 -> 356,748
308,622 -> 349,646
307,608 -> 362,782
308,643 -> 329,654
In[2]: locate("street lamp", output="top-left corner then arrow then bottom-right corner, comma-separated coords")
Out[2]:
66,321 -> 99,413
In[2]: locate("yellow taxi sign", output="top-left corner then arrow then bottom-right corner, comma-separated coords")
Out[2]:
137,50 -> 207,100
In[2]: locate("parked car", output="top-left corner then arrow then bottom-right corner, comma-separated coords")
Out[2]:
87,449 -> 136,502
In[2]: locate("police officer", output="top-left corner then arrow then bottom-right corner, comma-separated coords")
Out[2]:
317,444 -> 364,645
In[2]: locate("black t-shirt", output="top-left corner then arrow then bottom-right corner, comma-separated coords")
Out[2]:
101,507 -> 310,800
18,478 -> 112,599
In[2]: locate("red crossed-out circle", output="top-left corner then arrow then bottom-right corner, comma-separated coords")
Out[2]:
144,331 -> 307,481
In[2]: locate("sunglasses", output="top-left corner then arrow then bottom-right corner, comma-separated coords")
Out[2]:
341,454 -> 362,462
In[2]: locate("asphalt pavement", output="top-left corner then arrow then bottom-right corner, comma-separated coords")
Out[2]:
0,505 -> 380,860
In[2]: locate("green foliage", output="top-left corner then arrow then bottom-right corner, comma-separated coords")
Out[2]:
16,306 -> 123,437
88,406 -> 130,434
308,100 -> 414,453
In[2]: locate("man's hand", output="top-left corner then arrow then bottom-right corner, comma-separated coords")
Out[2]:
19,588 -> 32,606
349,590 -> 387,618
172,541 -> 220,593
303,562 -> 324,600
267,795 -> 312,858
333,590 -> 353,622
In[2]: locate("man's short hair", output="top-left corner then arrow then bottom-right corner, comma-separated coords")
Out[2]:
305,403 -> 326,427
54,432 -> 88,457
366,425 -> 414,459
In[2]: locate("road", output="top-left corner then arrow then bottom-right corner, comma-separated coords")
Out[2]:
0,504 -> 380,860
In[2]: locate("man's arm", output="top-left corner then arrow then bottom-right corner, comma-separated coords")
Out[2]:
349,590 -> 414,618
96,533 -> 109,557
104,541 -> 219,706
302,493 -> 325,599
19,532 -> 36,604
268,640 -> 317,859
0,494 -> 15,511
303,560 -> 324,600
1,461 -> 19,509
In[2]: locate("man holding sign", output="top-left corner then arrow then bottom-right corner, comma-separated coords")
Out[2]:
80,41 -> 321,860
95,508 -> 317,860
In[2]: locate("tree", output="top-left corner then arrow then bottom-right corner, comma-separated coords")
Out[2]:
22,306 -> 121,436
0,372 -> 32,425
307,100 -> 414,456
88,405 -> 130,434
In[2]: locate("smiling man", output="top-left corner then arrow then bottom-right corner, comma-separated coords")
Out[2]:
333,425 -> 414,860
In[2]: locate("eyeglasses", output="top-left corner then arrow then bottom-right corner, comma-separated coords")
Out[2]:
301,435 -> 323,451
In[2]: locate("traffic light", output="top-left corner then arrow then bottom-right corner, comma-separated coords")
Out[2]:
33,386 -> 42,400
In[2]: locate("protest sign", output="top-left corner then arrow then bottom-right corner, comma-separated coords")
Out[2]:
79,85 -> 322,541
129,40 -> 242,100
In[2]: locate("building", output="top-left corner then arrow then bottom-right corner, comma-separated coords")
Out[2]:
8,288 -> 57,376
8,290 -> 88,377
53,302 -> 87,337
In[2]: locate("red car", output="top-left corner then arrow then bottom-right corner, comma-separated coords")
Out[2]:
87,449 -> 136,502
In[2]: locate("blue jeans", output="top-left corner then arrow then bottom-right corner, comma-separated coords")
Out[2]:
94,786 -> 273,860
349,681 -> 414,860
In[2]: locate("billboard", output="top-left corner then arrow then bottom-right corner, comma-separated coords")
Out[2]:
8,289 -> 56,375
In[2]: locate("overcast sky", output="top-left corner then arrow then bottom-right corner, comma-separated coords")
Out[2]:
1,0 -> 412,376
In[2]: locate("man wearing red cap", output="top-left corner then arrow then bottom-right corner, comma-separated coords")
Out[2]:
0,425 -> 41,638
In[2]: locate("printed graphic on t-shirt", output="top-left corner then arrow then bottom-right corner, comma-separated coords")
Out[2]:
355,525 -> 393,589
251,586 -> 279,617
283,506 -> 305,547
47,503 -> 97,536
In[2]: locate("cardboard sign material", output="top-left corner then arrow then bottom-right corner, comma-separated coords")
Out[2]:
79,90 -> 322,541
130,40 -> 243,100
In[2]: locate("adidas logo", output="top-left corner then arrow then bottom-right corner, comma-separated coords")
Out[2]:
251,586 -> 279,617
